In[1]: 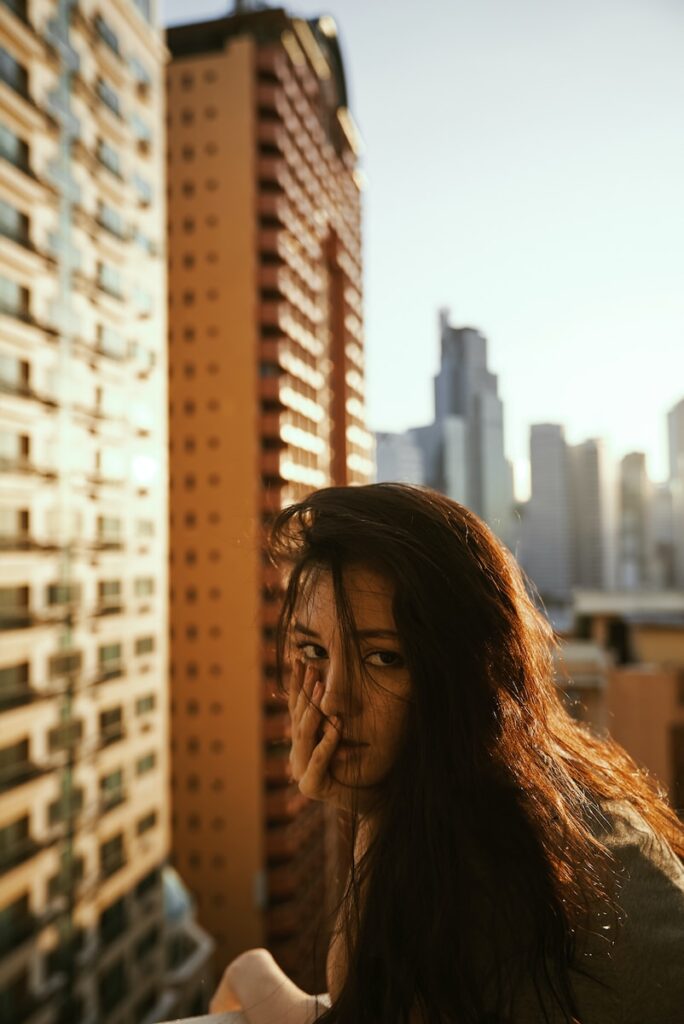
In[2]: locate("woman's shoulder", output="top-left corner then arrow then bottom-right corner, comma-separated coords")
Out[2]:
571,796 -> 684,1024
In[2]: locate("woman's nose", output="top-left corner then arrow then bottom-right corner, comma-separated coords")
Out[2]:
319,657 -> 359,717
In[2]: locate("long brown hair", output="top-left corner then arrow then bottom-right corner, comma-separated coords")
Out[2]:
268,483 -> 684,1023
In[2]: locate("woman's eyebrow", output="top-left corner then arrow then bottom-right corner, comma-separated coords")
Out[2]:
293,620 -> 398,639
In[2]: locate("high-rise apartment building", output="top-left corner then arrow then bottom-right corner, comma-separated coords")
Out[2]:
166,7 -> 372,991
0,2 -> 211,1022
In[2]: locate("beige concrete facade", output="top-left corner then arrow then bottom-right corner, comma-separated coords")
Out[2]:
0,1 -> 212,1021
166,8 -> 372,993
560,594 -> 684,813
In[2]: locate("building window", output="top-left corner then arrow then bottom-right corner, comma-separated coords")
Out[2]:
47,719 -> 83,753
48,855 -> 84,901
135,636 -> 155,656
132,173 -> 152,207
47,649 -> 82,681
99,896 -> 127,948
98,642 -> 123,681
98,956 -> 126,1014
48,787 -> 84,825
96,515 -> 123,545
0,506 -> 29,543
130,111 -> 152,149
99,707 -> 124,747
0,275 -> 29,319
96,200 -> 126,240
96,77 -> 122,118
136,752 -> 156,776
0,199 -> 29,246
97,261 -> 124,300
136,810 -> 157,835
0,585 -> 30,629
0,661 -> 30,709
0,123 -> 29,173
99,833 -> 125,880
135,867 -> 159,900
0,738 -> 30,794
45,582 -> 80,608
134,577 -> 155,597
137,518 -> 154,537
135,693 -> 156,715
97,579 -> 122,613
100,767 -> 125,813
0,815 -> 31,872
0,47 -> 28,100
129,54 -> 152,93
94,13 -> 120,54
96,323 -> 127,360
96,137 -> 122,178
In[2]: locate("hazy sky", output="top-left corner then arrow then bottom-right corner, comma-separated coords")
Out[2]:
162,0 -> 684,496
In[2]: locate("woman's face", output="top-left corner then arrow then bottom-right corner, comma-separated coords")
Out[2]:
291,565 -> 412,796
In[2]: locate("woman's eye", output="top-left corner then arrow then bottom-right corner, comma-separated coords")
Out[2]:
296,642 -> 327,660
366,650 -> 403,668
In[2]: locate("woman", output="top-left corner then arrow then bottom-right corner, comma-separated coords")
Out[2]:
211,483 -> 684,1023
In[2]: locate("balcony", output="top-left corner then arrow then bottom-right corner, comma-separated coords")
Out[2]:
0,759 -> 46,794
0,835 -> 44,875
93,601 -> 124,617
99,726 -> 125,749
0,455 -> 57,480
0,606 -> 33,631
0,910 -> 37,958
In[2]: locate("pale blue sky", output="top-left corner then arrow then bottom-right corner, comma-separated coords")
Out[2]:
162,0 -> 684,496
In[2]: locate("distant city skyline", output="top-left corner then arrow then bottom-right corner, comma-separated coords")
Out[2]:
162,0 -> 684,496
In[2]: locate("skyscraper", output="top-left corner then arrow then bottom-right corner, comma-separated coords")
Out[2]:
618,452 -> 653,589
166,7 -> 371,991
666,397 -> 684,588
374,431 -> 424,485
667,397 -> 684,481
0,1 -> 211,1021
408,310 -> 515,546
568,438 -> 613,590
520,424 -> 573,601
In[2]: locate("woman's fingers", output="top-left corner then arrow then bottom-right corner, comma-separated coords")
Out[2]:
287,656 -> 305,717
298,715 -> 341,799
293,663 -> 316,724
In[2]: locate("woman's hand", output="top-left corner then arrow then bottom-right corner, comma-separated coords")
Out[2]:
288,658 -> 342,803
210,947 -> 328,1023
